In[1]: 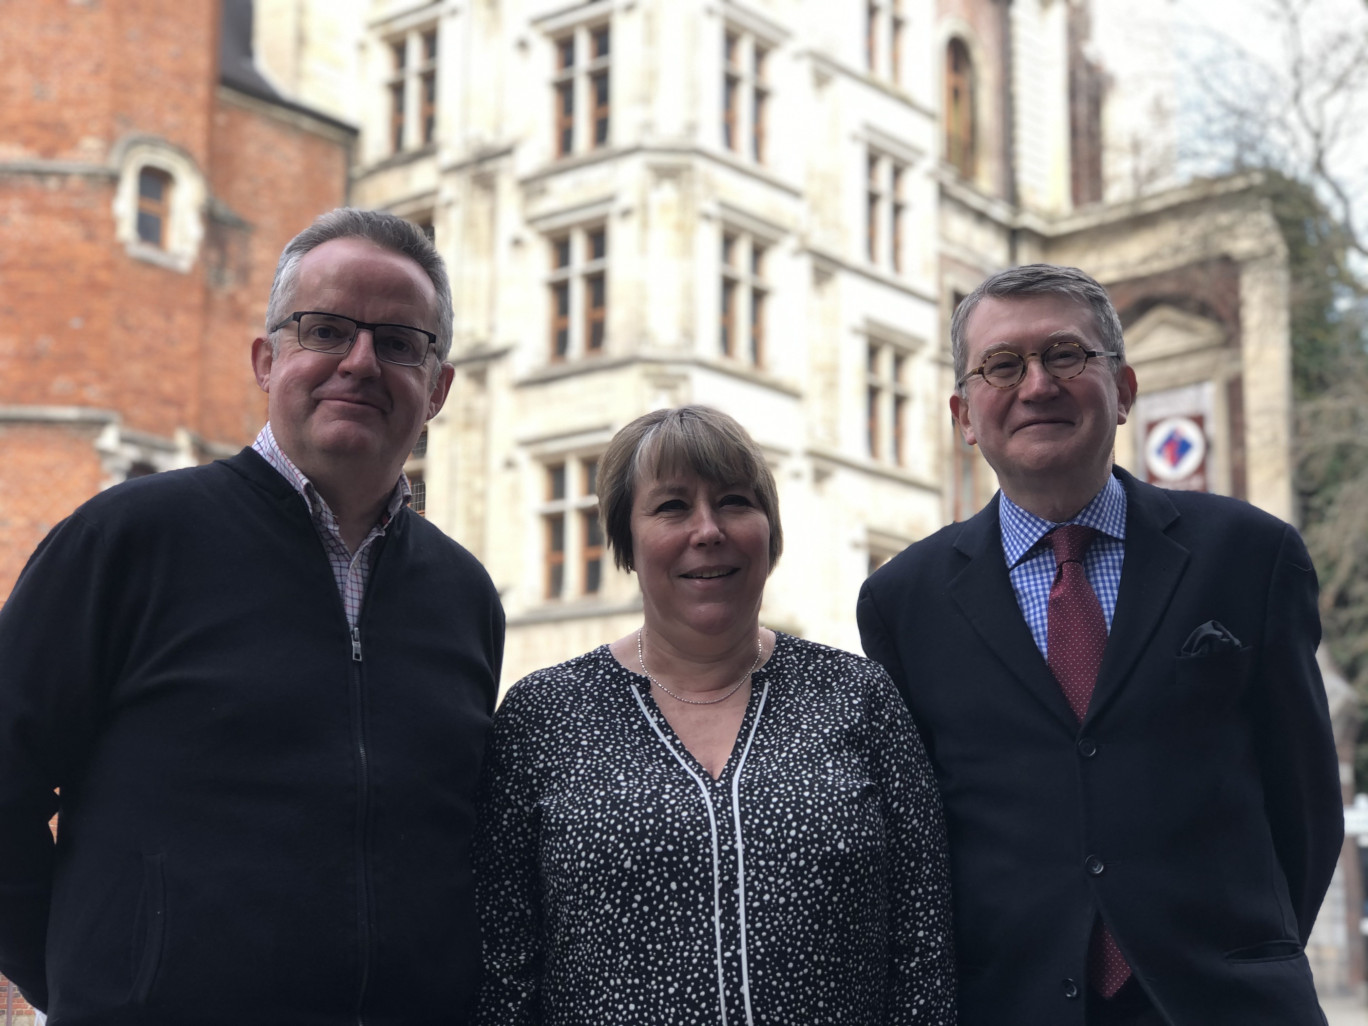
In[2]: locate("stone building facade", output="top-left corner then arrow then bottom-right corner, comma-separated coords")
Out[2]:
252,0 -> 1300,683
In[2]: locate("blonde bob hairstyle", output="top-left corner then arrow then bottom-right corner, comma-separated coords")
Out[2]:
597,405 -> 783,573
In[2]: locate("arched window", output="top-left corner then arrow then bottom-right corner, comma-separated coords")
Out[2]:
113,138 -> 205,271
945,39 -> 976,178
136,167 -> 174,248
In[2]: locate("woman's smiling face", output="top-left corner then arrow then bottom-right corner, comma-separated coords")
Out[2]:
630,470 -> 771,639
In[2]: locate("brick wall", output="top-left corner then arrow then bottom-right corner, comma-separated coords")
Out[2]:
3,975 -> 37,1019
0,422 -> 108,604
0,0 -> 352,602
0,0 -> 217,165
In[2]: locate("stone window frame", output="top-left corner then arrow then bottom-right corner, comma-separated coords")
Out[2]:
387,23 -> 440,154
539,454 -> 603,601
865,0 -> 906,85
719,225 -> 771,369
548,13 -> 612,159
721,22 -> 773,164
865,149 -> 909,273
112,138 -> 206,273
545,220 -> 609,363
861,321 -> 925,468
944,36 -> 977,178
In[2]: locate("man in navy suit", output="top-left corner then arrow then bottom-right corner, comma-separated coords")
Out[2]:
858,264 -> 1342,1025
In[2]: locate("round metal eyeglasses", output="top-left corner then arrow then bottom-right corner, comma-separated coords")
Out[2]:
958,340 -> 1120,390
270,311 -> 437,367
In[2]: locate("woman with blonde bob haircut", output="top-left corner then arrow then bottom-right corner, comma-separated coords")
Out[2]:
475,406 -> 955,1026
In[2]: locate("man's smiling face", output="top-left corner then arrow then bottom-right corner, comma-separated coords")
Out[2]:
252,236 -> 452,490
949,293 -> 1136,507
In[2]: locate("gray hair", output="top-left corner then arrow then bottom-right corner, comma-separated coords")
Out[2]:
265,208 -> 454,362
950,263 -> 1126,392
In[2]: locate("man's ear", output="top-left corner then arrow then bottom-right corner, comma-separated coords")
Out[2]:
426,362 -> 456,420
1115,364 -> 1138,424
949,393 -> 977,446
251,336 -> 273,393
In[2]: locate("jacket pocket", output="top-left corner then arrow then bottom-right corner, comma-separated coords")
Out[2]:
1224,939 -> 1303,963
1172,645 -> 1254,719
129,852 -> 167,1005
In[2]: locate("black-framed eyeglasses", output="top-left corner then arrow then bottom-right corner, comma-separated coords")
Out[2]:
270,311 -> 437,368
958,340 -> 1120,390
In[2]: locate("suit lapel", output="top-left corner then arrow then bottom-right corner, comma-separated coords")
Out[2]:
948,497 -> 1080,730
1085,469 -> 1190,724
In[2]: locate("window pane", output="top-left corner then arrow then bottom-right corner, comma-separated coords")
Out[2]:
136,211 -> 163,246
893,396 -> 906,465
749,288 -> 764,365
392,39 -> 406,70
722,76 -> 738,150
867,385 -> 880,456
585,273 -> 606,351
551,282 -> 570,358
556,81 -> 574,156
139,171 -> 166,201
136,168 -> 171,247
720,280 -> 736,357
582,458 -> 599,494
592,72 -> 610,146
391,81 -> 406,150
423,31 -> 437,61
557,36 -> 575,70
751,89 -> 767,162
547,463 -> 566,500
867,3 -> 877,69
593,26 -> 610,58
422,72 -> 437,144
588,229 -> 606,261
553,236 -> 571,268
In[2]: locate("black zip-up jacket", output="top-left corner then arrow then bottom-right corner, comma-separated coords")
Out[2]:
0,449 -> 504,1025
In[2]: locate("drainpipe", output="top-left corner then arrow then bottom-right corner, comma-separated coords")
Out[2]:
1000,0 -> 1020,264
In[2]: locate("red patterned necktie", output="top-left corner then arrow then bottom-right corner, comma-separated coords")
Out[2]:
1046,525 -> 1132,998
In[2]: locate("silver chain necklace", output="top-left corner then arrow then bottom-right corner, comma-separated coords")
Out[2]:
636,627 -> 763,706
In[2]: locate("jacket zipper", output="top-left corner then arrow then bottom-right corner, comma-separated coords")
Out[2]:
350,625 -> 372,1025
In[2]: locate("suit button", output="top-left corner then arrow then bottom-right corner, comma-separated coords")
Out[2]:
1085,855 -> 1105,875
1063,978 -> 1080,1000
1077,737 -> 1098,757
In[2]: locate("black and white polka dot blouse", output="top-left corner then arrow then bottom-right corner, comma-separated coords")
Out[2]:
474,632 -> 955,1025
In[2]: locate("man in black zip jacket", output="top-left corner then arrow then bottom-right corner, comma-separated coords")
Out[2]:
0,209 -> 505,1025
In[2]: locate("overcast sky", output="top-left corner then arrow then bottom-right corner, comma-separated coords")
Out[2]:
1089,0 -> 1368,219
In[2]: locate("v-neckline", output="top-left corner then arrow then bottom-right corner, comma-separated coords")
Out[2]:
612,634 -> 782,783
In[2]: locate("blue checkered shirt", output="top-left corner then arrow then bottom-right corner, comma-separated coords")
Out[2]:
999,473 -> 1127,660
252,423 -> 410,630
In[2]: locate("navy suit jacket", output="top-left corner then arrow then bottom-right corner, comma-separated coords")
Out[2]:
857,467 -> 1342,1026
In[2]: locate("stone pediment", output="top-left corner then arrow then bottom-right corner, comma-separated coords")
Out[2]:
1123,304 -> 1228,365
